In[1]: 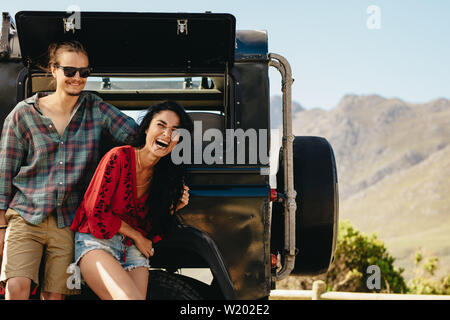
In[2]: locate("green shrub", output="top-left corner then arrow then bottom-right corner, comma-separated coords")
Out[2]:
278,221 -> 450,296
324,220 -> 408,293
408,250 -> 450,295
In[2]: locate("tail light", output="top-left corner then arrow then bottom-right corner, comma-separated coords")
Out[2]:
271,253 -> 278,269
270,188 -> 278,202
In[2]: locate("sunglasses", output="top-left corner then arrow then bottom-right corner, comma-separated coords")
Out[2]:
55,64 -> 91,78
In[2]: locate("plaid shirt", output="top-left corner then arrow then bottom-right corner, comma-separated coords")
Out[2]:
0,92 -> 137,228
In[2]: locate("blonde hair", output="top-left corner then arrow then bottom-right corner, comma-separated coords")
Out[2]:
46,40 -> 89,71
40,41 -> 89,88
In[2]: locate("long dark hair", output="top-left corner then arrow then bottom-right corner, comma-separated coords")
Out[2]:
128,100 -> 193,237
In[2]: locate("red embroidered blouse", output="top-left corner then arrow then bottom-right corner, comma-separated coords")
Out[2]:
70,145 -> 161,246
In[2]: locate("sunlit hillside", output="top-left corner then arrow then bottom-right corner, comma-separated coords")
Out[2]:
273,94 -> 450,280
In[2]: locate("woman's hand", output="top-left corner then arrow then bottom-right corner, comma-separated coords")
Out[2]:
134,234 -> 155,259
175,184 -> 190,212
119,220 -> 155,258
169,185 -> 190,215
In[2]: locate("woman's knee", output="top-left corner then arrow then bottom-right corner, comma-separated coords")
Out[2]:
78,249 -> 143,300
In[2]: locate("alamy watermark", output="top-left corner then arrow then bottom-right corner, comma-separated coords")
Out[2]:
66,263 -> 82,290
366,5 -> 381,30
366,265 -> 381,290
64,5 -> 81,33
171,121 -> 281,176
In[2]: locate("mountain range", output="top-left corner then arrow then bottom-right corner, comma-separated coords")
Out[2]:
272,94 -> 450,279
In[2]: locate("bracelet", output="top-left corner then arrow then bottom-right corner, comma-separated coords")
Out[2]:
0,225 -> 7,230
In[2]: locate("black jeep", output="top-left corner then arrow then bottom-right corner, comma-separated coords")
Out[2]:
0,11 -> 338,300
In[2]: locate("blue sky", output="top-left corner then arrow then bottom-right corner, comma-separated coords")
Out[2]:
3,0 -> 450,109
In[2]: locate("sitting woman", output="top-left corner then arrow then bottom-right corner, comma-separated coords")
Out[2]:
70,100 -> 193,300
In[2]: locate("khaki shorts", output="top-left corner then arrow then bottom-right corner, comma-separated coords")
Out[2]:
0,208 -> 80,295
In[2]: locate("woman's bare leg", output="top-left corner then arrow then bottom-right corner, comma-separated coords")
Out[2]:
127,267 -> 149,299
79,249 -> 145,300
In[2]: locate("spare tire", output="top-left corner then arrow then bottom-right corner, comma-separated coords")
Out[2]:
275,136 -> 339,275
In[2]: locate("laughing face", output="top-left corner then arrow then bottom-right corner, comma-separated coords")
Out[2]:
51,51 -> 89,96
144,110 -> 181,158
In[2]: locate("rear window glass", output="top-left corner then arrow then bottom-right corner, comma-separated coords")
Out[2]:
84,77 -> 214,92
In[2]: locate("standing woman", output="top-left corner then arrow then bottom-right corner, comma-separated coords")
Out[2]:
70,100 -> 193,300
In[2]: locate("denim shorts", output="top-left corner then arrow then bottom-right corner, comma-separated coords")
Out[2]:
74,232 -> 151,271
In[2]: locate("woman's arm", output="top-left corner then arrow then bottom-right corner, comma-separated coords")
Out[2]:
118,220 -> 154,258
77,150 -> 123,239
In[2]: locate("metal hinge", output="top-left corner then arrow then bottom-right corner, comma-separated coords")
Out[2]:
0,13 -> 21,60
177,19 -> 188,35
63,17 -> 76,34
0,12 -> 10,56
63,6 -> 81,34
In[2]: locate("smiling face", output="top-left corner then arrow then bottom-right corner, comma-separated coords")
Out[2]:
143,110 -> 181,158
51,51 -> 89,96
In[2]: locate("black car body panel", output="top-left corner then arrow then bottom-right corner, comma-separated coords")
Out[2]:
0,62 -> 24,129
151,224 -> 237,299
15,11 -> 235,73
